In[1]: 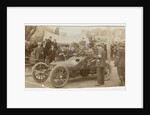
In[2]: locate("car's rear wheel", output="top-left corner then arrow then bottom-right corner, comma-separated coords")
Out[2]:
32,62 -> 49,83
104,64 -> 112,81
49,65 -> 69,88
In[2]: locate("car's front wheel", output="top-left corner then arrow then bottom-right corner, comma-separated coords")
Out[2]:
49,65 -> 69,88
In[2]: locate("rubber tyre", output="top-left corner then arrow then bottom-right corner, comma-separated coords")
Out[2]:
49,65 -> 69,88
32,62 -> 48,83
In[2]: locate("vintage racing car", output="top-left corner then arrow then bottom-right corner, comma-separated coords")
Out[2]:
32,56 -> 112,88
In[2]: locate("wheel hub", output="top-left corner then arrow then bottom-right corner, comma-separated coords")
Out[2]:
60,75 -> 63,78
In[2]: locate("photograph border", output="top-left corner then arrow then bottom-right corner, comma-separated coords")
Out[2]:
24,23 -> 126,90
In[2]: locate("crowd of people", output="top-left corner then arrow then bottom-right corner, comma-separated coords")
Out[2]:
25,36 -> 107,65
25,36 -> 58,64
25,36 -> 125,86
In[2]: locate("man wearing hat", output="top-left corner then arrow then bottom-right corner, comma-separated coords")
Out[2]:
53,39 -> 58,50
55,45 -> 67,61
85,43 -> 94,66
45,36 -> 52,51
95,43 -> 107,86
34,42 -> 44,63
48,44 -> 56,63
66,46 -> 76,59
44,36 -> 52,64
114,42 -> 125,86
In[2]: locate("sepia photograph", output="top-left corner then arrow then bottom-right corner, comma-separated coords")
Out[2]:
25,25 -> 125,88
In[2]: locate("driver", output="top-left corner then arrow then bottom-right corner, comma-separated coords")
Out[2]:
55,45 -> 67,61
85,43 -> 94,66
66,46 -> 76,59
79,43 -> 95,68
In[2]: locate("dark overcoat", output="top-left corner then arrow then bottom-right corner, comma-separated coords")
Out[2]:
95,48 -> 107,67
115,47 -> 125,67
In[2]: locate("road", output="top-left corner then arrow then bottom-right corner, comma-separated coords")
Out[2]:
25,66 -> 123,88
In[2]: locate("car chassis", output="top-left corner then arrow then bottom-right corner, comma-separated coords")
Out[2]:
32,56 -> 112,88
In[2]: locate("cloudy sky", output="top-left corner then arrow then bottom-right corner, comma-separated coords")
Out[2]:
49,26 -> 125,36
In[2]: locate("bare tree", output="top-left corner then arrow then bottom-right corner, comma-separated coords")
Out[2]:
25,26 -> 37,41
